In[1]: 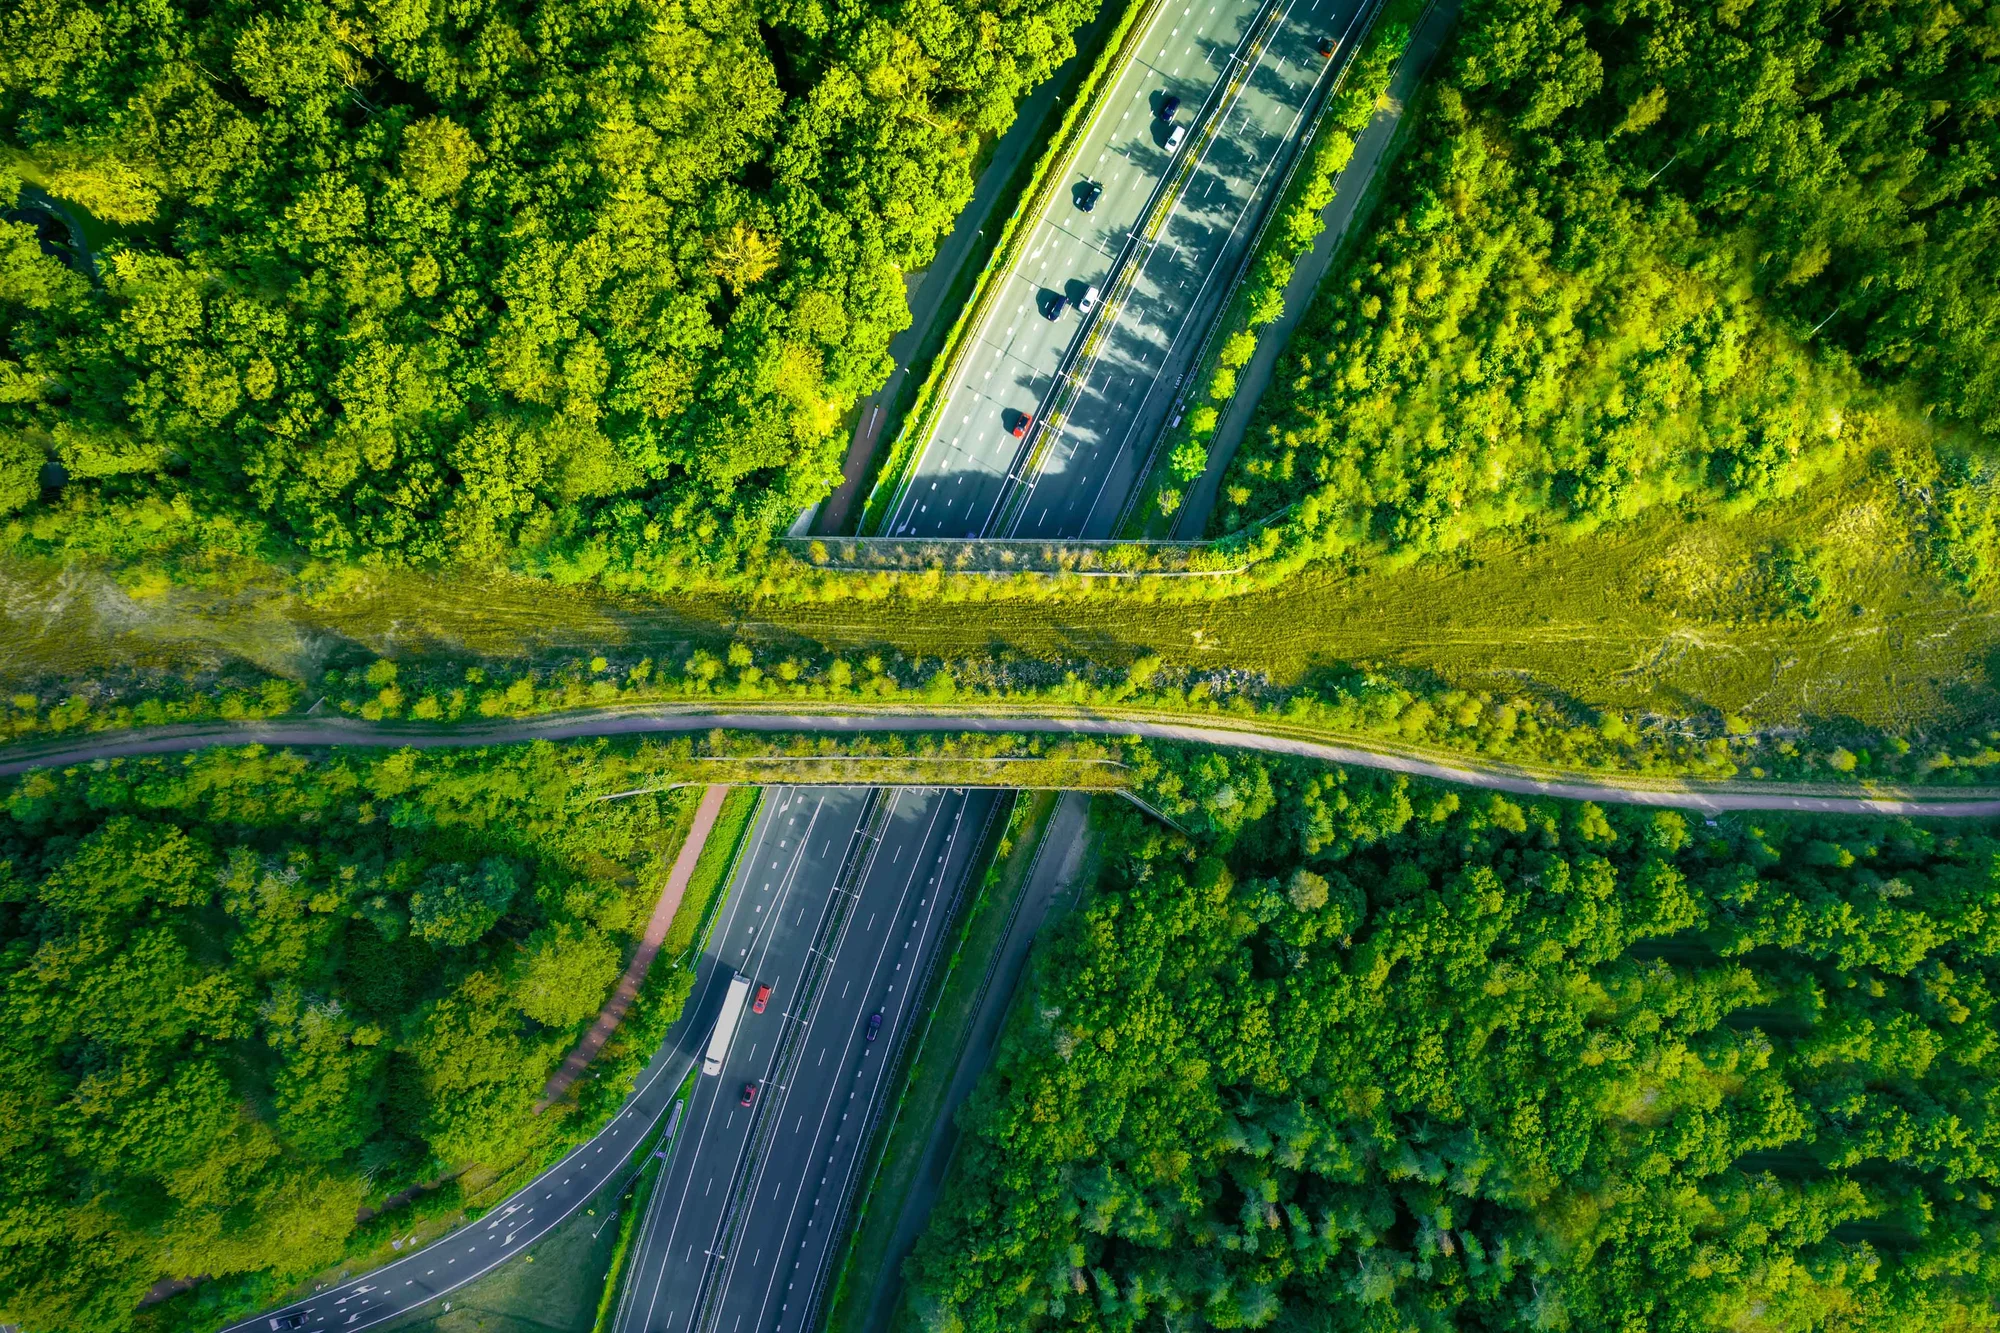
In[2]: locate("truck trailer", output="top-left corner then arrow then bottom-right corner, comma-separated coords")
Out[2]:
702,974 -> 754,1075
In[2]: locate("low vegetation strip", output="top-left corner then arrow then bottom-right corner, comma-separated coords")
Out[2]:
3,708 -> 1999,815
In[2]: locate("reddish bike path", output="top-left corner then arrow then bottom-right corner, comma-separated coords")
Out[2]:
537,782 -> 730,1110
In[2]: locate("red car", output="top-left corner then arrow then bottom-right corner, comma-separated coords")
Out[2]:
753,983 -> 772,1014
1011,415 -> 1031,438
1317,36 -> 1336,57
740,1082 -> 758,1107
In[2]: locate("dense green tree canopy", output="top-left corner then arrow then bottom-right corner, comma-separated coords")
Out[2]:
1214,0 -> 2000,560
0,0 -> 1095,568
908,752 -> 2000,1330
0,743 -> 691,1333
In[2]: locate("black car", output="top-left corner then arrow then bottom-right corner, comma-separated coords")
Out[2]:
1157,93 -> 1180,120
866,1012 -> 883,1041
1078,179 -> 1103,211
1044,294 -> 1066,321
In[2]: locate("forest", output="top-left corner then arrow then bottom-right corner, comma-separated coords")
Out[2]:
0,0 -> 1096,569
0,742 -> 700,1333
1211,0 -> 2000,572
905,749 -> 2000,1330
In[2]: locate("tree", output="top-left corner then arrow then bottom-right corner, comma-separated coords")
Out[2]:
408,858 -> 522,946
514,922 -> 622,1028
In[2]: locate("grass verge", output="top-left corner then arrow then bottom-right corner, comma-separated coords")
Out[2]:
662,785 -> 762,962
820,791 -> 1057,1333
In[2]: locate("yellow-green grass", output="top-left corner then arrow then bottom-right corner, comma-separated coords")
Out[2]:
5,457 -> 1989,744
823,791 -> 1056,1333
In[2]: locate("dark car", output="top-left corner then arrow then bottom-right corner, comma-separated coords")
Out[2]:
1078,179 -> 1103,211
1044,293 -> 1066,320
740,1081 -> 758,1107
753,983 -> 772,1014
1157,93 -> 1180,119
866,1012 -> 883,1041
1011,414 -> 1031,439
270,1316 -> 308,1331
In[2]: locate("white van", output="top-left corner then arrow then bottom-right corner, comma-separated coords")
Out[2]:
1079,285 -> 1100,315
1164,122 -> 1187,154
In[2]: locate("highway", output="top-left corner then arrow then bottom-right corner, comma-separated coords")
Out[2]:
885,0 -> 1369,540
612,785 -> 1002,1333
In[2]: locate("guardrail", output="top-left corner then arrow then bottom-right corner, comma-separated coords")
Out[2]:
985,0 -> 1294,537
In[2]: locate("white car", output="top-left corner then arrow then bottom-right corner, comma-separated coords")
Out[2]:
1078,285 -> 1100,315
1164,123 -> 1187,153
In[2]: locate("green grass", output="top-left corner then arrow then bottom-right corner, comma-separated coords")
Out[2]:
662,786 -> 761,961
2,451 -> 1993,759
821,791 -> 1058,1333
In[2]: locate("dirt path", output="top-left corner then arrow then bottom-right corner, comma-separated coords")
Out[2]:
3,707 -> 1997,816
536,782 -> 730,1110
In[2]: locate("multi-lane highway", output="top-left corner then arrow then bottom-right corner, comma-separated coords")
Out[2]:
886,0 -> 1369,540
613,785 -> 1001,1333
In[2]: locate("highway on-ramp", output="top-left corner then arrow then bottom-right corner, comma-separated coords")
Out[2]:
886,0 -> 1369,540
612,785 -> 1001,1333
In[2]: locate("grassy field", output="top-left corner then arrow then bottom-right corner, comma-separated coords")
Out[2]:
822,791 -> 1053,1333
5,455 -> 1990,744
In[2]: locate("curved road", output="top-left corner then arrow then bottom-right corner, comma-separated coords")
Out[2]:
3,706 -> 1997,816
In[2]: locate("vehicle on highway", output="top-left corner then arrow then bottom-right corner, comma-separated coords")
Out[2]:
1079,284 -> 1100,316
1157,93 -> 1180,119
1011,413 -> 1031,438
1078,179 -> 1103,211
740,1081 -> 758,1107
703,974 -> 754,1075
1044,293 -> 1067,320
1318,36 -> 1336,57
269,1316 -> 307,1331
866,1011 -> 883,1041
753,982 -> 772,1013
1164,122 -> 1187,154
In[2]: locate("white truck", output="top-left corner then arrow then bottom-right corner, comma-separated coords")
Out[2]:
702,974 -> 754,1075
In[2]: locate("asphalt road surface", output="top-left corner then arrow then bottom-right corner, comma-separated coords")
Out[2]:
886,0 -> 1368,540
613,785 -> 1002,1333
